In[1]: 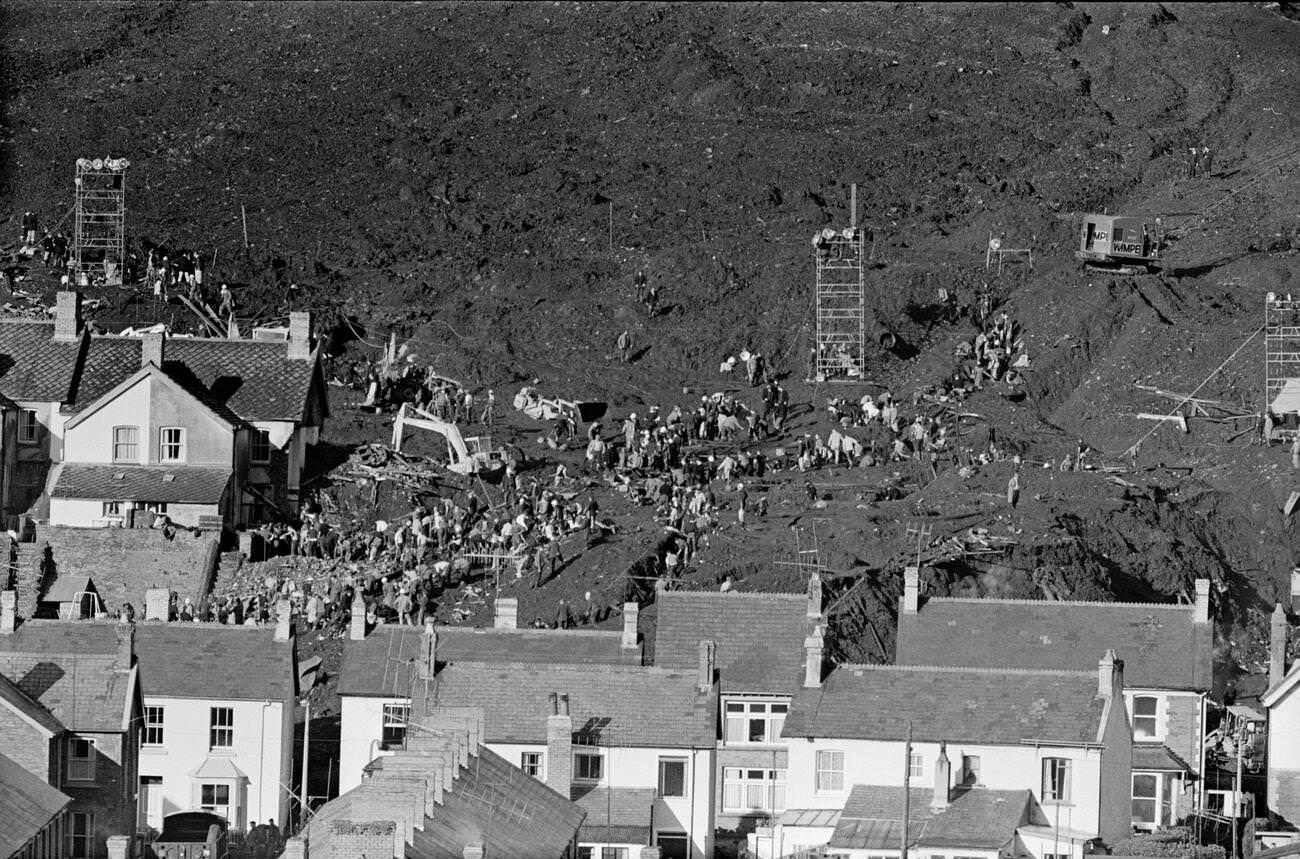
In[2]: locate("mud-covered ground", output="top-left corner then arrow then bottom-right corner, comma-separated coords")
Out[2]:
4,2 -> 1300,702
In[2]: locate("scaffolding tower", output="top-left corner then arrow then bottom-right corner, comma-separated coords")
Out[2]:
73,156 -> 128,286
1265,294 -> 1300,436
814,186 -> 866,381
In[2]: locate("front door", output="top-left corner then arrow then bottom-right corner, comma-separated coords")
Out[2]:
139,776 -> 163,832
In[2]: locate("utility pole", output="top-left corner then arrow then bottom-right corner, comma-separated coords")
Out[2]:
901,721 -> 912,859
301,697 -> 311,828
1232,716 -> 1245,859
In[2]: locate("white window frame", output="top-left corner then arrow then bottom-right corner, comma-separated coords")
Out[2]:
159,426 -> 186,463
143,705 -> 165,746
908,751 -> 924,780
574,749 -> 603,782
1042,757 -> 1072,803
381,703 -> 409,750
200,782 -> 232,821
209,706 -> 234,749
722,698 -> 788,745
1132,771 -> 1178,830
67,811 -> 94,858
18,409 -> 38,444
960,754 -> 981,786
815,749 -> 844,792
1130,694 -> 1162,741
722,767 -> 786,814
67,737 -> 96,782
251,429 -> 272,464
658,757 -> 688,798
520,751 -> 543,779
113,425 -> 140,462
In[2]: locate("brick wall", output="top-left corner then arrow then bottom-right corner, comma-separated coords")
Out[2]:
329,820 -> 398,858
1163,694 -> 1202,819
0,707 -> 54,781
42,526 -> 218,612
714,746 -> 789,832
63,731 -> 135,859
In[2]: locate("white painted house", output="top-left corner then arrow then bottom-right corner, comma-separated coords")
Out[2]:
767,649 -> 1134,859
1262,602 -> 1300,827
133,593 -> 297,834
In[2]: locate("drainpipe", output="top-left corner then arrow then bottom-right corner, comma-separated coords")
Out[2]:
259,700 -> 272,829
300,698 -> 310,827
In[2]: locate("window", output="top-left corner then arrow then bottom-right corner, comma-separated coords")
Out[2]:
722,767 -> 786,814
961,754 -> 981,786
67,737 -> 95,781
200,783 -> 232,820
816,750 -> 844,792
574,750 -> 603,782
143,706 -> 165,746
67,812 -> 94,858
1132,772 -> 1176,829
18,409 -> 38,444
909,751 -> 924,780
159,427 -> 185,462
102,501 -> 123,517
209,707 -> 234,749
656,832 -> 689,859
723,699 -> 787,744
578,850 -> 629,859
1042,757 -> 1071,802
520,751 -> 543,779
113,425 -> 139,462
381,703 -> 409,749
1132,695 -> 1160,740
658,757 -> 687,797
251,429 -> 272,464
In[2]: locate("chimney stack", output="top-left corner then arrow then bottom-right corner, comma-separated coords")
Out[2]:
1292,568 -> 1300,615
807,571 -> 823,620
288,311 -> 312,361
141,331 -> 165,368
698,640 -> 716,692
1098,649 -> 1123,699
804,625 -> 825,688
106,836 -> 130,859
115,621 -> 135,672
621,602 -> 639,649
1194,578 -> 1210,625
274,599 -> 292,641
350,590 -> 367,640
902,566 -> 920,615
931,743 -> 951,811
53,291 -> 82,341
495,597 -> 517,630
546,693 -> 573,797
419,620 -> 438,680
144,588 -> 170,622
1270,603 -> 1290,691
2,589 -> 17,634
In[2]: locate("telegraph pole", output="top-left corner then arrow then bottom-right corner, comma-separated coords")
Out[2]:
901,720 -> 913,859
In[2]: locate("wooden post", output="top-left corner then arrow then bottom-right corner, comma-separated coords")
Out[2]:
608,201 -> 613,253
850,183 -> 857,229
901,720 -> 912,859
241,204 -> 249,249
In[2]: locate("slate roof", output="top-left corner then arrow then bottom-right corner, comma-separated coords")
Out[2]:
895,597 -> 1212,690
830,784 -> 1038,851
135,622 -> 296,701
0,620 -> 134,732
0,320 -> 84,402
1133,743 -> 1193,772
783,664 -> 1107,745
0,671 -> 64,734
166,338 -> 319,422
428,661 -> 716,748
0,751 -> 72,858
655,589 -> 811,694
66,362 -> 247,430
42,574 -> 96,605
338,624 -> 641,698
573,786 -> 654,845
51,463 -> 232,503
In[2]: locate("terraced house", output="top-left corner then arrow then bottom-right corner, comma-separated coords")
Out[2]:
0,292 -> 327,528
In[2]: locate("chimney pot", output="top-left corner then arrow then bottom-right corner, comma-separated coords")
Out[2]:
698,640 -> 716,692
288,311 -> 312,361
902,566 -> 920,615
1194,578 -> 1211,625
1270,603 -> 1290,691
495,597 -> 518,630
1,590 -> 15,634
53,291 -> 82,341
144,588 -> 170,622
559,693 -> 570,717
548,691 -> 558,715
141,331 -> 165,368
350,591 -> 367,640
804,626 -> 825,688
621,602 -> 639,648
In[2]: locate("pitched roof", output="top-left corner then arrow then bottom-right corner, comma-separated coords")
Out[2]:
1262,660 -> 1300,708
830,785 -> 1038,851
165,338 -> 319,422
51,463 -> 232,503
574,787 -> 655,845
0,320 -> 84,402
64,362 -> 245,430
1133,744 -> 1193,773
895,597 -> 1213,690
0,751 -> 72,858
0,621 -> 134,731
338,624 -> 641,698
135,622 -> 296,701
654,589 -> 811,693
783,664 -> 1107,745
428,661 -> 716,747
42,574 -> 95,605
0,671 -> 64,735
